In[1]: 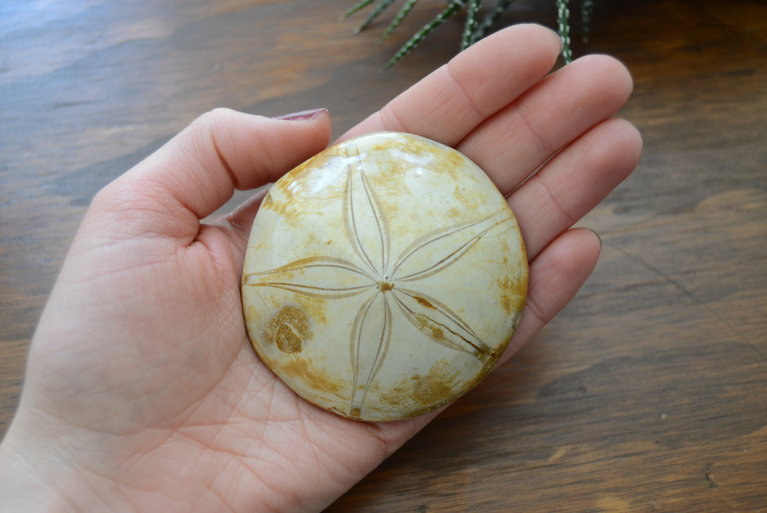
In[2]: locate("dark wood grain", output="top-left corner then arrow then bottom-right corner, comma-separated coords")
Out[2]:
2,0 -> 765,511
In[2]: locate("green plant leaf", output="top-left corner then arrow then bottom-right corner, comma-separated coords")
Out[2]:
344,0 -> 375,19
345,0 -> 581,67
471,0 -> 517,45
581,0 -> 594,44
556,0 -> 572,63
385,0 -> 467,69
356,0 -> 398,33
461,0 -> 481,50
382,0 -> 420,40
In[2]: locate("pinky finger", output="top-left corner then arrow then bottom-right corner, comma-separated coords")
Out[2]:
500,227 -> 602,363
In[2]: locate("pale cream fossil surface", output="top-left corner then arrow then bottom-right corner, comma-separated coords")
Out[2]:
242,132 -> 527,421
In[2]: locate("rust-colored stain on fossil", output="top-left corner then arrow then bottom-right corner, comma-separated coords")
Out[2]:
278,357 -> 343,394
452,184 -> 479,211
369,138 -> 424,159
296,296 -> 328,325
280,152 -> 333,184
498,275 -> 525,315
413,295 -> 435,309
412,313 -> 445,341
439,148 -> 473,181
261,192 -> 292,217
381,360 -> 460,408
412,360 -> 460,405
446,207 -> 462,219
264,305 -> 310,353
264,153 -> 348,227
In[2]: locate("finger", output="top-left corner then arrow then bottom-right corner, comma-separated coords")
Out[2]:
458,54 -> 634,194
92,108 -> 331,240
500,227 -> 602,362
340,24 -> 561,145
510,118 -> 642,259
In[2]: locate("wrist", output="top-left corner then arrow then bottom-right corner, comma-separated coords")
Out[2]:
0,408 -> 107,513
0,429 -> 67,512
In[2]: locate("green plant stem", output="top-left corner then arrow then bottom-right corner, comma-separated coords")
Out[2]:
581,0 -> 594,44
356,0 -> 397,33
345,0 -> 581,67
385,0 -> 467,69
556,0 -> 572,63
471,0 -> 517,45
382,0 -> 421,40
344,0 -> 375,19
461,0 -> 481,50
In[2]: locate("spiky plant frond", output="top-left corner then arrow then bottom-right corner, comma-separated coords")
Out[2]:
385,0 -> 467,69
461,0 -> 481,50
355,0 -> 398,33
382,0 -> 420,40
471,0 -> 517,47
344,0 -> 376,18
556,0 -> 572,63
581,0 -> 594,43
346,0 -> 591,67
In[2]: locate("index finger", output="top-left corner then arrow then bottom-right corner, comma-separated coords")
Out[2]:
339,24 -> 562,146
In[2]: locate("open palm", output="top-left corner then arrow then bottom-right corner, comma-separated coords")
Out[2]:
0,25 -> 641,513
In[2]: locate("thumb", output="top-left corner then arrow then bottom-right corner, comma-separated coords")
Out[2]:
89,107 -> 331,242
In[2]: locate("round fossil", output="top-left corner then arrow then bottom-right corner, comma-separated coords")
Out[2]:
242,131 -> 527,421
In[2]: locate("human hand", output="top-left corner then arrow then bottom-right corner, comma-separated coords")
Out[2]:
0,24 -> 641,513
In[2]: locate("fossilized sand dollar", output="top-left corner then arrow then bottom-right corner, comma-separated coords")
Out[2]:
242,132 -> 527,421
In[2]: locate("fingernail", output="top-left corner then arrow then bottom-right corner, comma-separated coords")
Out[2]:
588,228 -> 603,248
273,108 -> 327,121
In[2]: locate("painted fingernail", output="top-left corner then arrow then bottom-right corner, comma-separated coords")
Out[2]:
588,228 -> 603,248
273,108 -> 327,121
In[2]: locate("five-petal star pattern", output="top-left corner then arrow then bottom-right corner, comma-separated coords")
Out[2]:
245,154 -> 515,417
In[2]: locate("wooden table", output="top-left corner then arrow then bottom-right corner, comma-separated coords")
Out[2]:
2,0 -> 765,510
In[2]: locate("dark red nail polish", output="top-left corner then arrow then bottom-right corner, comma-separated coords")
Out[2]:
273,108 -> 327,121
